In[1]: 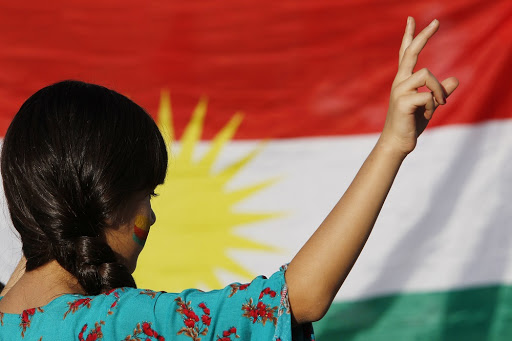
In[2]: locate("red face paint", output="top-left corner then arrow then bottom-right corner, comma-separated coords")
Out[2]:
132,215 -> 150,246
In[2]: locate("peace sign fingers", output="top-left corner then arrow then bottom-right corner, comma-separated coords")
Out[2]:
395,18 -> 440,86
382,17 -> 459,156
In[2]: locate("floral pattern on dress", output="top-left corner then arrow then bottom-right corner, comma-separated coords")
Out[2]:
278,287 -> 291,316
78,321 -> 104,341
241,298 -> 278,326
20,307 -> 44,337
63,298 -> 92,319
0,267 -> 315,340
175,297 -> 211,340
258,287 -> 277,300
227,283 -> 250,298
104,288 -> 125,315
139,289 -> 159,299
123,321 -> 165,341
216,326 -> 239,341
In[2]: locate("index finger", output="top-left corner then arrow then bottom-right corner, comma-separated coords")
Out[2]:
398,17 -> 415,66
395,19 -> 439,83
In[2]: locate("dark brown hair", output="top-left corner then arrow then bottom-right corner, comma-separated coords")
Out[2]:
1,80 -> 167,295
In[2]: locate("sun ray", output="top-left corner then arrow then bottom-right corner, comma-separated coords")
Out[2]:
226,178 -> 280,205
134,93 -> 282,292
166,268 -> 225,292
225,235 -> 277,253
197,113 -> 243,172
216,258 -> 256,281
227,212 -> 283,228
216,142 -> 267,184
157,89 -> 174,143
203,273 -> 223,291
177,97 -> 207,164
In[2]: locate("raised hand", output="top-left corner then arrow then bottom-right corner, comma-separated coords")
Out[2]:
286,17 -> 459,325
381,17 -> 459,156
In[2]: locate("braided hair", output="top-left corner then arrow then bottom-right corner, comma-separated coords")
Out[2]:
1,80 -> 167,295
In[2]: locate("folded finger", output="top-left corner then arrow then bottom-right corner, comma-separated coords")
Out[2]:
440,76 -> 459,98
397,68 -> 446,105
403,92 -> 437,120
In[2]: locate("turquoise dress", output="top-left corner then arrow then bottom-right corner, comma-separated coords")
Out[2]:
0,266 -> 314,340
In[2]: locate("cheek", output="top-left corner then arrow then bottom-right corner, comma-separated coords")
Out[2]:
132,214 -> 151,247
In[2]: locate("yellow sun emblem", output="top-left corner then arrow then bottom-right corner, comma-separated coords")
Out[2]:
134,91 -> 281,292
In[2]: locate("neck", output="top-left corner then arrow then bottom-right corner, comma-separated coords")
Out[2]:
0,259 -> 85,314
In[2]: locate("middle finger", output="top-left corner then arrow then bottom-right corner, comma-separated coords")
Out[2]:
396,19 -> 440,82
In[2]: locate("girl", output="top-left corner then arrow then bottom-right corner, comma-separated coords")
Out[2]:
0,17 -> 458,340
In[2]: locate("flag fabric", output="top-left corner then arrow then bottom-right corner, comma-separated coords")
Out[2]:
0,1 -> 511,339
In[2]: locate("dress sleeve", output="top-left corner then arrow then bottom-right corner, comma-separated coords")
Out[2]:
150,265 -> 315,341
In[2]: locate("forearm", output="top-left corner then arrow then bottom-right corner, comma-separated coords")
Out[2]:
285,137 -> 406,323
284,17 -> 458,325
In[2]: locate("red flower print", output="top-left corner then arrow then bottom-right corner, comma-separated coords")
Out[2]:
175,297 -> 210,340
20,307 -> 44,337
228,283 -> 251,297
139,289 -> 158,299
143,322 -> 154,336
201,315 -> 211,326
184,318 -> 195,328
216,326 -> 240,340
104,288 -> 125,297
258,287 -> 277,300
199,301 -> 211,319
22,308 -> 35,323
78,321 -> 104,341
241,298 -> 278,326
63,298 -> 92,319
124,321 -> 165,341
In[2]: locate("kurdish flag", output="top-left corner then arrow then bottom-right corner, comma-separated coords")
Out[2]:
0,1 -> 511,339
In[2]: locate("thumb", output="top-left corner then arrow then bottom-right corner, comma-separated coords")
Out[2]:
441,77 -> 459,98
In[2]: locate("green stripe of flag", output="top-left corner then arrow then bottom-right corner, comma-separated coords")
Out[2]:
314,284 -> 512,340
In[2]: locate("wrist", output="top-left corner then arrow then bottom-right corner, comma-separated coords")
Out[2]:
375,135 -> 410,162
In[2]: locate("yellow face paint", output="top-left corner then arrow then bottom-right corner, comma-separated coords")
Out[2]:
132,215 -> 151,246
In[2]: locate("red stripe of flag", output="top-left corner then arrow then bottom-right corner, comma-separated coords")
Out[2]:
0,0 -> 510,139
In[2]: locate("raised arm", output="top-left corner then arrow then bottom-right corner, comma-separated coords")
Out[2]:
285,17 -> 459,324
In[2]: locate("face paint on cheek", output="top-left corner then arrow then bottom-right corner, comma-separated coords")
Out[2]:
132,215 -> 151,247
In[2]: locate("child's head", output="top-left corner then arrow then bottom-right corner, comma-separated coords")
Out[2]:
1,80 -> 168,294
